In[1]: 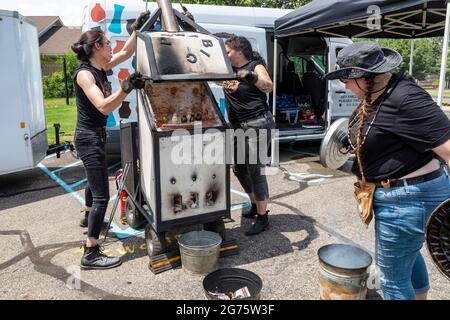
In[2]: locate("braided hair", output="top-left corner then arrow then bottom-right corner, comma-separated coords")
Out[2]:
351,76 -> 376,182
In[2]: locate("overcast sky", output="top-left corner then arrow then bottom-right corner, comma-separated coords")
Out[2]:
0,0 -> 87,26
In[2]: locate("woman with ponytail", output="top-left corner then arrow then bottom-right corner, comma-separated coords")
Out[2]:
325,41 -> 450,300
72,11 -> 149,270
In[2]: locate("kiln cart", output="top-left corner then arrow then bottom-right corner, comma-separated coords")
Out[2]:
119,0 -> 235,257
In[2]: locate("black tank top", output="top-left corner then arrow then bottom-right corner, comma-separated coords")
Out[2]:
73,63 -> 111,129
224,60 -> 269,123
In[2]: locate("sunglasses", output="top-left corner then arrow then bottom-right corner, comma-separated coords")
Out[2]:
339,78 -> 350,84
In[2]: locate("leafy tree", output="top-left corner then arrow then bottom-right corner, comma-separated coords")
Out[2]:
43,51 -> 77,98
177,0 -> 312,9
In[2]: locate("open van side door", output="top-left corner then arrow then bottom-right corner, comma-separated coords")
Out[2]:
327,41 -> 359,121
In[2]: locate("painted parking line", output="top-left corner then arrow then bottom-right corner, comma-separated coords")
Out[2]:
39,162 -> 129,238
69,162 -> 121,188
38,163 -> 85,204
52,160 -> 83,174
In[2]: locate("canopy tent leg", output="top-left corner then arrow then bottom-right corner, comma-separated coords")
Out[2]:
409,39 -> 414,76
271,38 -> 278,167
438,1 -> 450,107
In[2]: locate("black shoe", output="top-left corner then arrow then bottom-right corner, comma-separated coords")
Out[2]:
79,211 -> 89,227
245,211 -> 269,236
80,244 -> 122,270
242,203 -> 258,219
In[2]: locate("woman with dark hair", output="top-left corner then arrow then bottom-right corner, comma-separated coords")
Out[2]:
71,11 -> 149,270
325,41 -> 450,299
223,35 -> 275,236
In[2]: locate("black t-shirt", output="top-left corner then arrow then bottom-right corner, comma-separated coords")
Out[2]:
350,72 -> 450,181
224,60 -> 269,123
73,63 -> 111,129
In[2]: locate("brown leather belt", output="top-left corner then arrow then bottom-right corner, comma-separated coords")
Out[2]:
375,166 -> 446,189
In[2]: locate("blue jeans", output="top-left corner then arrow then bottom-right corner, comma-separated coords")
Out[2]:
373,168 -> 450,300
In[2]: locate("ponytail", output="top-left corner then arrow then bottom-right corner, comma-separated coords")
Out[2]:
71,30 -> 104,62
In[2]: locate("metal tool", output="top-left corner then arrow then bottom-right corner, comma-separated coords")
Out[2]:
102,162 -> 131,243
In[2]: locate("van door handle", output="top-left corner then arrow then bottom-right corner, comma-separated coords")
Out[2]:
24,134 -> 29,141
335,91 -> 346,94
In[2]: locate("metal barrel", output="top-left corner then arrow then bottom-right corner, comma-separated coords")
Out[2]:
178,230 -> 222,274
203,268 -> 263,300
318,244 -> 373,300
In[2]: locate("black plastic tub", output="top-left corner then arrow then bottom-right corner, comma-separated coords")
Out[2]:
203,268 -> 263,300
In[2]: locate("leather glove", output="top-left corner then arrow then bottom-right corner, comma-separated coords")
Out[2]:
121,72 -> 146,94
131,10 -> 151,31
179,4 -> 196,32
181,4 -> 195,21
236,69 -> 258,84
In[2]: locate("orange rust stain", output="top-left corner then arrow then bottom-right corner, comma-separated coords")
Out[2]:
319,278 -> 366,300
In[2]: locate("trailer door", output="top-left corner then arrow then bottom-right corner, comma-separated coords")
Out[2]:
0,12 -> 33,175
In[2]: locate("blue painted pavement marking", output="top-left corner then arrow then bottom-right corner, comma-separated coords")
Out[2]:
52,160 -> 83,174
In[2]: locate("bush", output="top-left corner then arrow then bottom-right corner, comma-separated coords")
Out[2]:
42,52 -> 78,98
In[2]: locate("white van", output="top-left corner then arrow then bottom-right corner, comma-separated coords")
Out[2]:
81,0 -> 358,153
0,10 -> 48,175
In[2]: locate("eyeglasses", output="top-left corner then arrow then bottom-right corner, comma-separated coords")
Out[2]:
339,78 -> 349,84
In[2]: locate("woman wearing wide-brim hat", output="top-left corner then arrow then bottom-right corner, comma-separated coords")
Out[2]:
325,41 -> 450,300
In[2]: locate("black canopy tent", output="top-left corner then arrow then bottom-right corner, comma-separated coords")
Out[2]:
275,0 -> 446,38
274,0 -> 450,105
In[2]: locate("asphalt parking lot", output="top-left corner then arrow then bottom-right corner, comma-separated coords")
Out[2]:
0,142 -> 449,300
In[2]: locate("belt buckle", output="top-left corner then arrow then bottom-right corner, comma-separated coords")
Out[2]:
381,179 -> 391,189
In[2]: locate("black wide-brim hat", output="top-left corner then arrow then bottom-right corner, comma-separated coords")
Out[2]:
325,41 -> 403,81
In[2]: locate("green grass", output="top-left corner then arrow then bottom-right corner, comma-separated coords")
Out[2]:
45,98 -> 77,144
425,89 -> 450,98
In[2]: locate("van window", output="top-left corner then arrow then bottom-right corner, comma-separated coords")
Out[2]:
288,55 -> 325,79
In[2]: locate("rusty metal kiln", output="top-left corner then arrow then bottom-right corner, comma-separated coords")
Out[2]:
120,0 -> 235,257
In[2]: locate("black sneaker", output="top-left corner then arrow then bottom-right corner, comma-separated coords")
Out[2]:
79,211 -> 89,227
80,244 -> 122,270
245,211 -> 269,236
242,203 -> 257,219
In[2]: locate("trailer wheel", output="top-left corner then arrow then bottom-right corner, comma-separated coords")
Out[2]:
125,197 -> 146,229
203,220 -> 226,241
145,224 -> 167,257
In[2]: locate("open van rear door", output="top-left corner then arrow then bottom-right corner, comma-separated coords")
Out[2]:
327,41 -> 359,120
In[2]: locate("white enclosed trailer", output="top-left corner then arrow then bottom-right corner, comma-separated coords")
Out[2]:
0,10 -> 48,175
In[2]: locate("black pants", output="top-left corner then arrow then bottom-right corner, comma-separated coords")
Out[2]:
232,111 -> 275,202
74,128 -> 110,239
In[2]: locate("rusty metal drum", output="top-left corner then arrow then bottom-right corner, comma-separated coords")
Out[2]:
318,244 -> 373,300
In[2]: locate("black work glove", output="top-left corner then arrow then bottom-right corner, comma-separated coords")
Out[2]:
121,72 -> 146,94
236,69 -> 259,84
181,5 -> 195,21
131,10 -> 150,31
